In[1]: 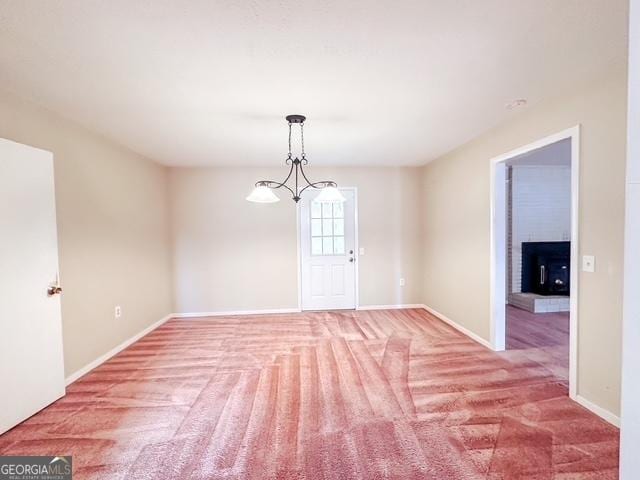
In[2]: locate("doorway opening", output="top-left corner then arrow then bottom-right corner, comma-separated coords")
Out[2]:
298,187 -> 358,311
490,127 -> 580,399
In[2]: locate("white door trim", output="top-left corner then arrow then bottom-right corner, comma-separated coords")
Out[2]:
297,187 -> 359,311
489,125 -> 580,400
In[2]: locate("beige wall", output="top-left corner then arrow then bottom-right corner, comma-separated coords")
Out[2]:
0,90 -> 173,377
421,68 -> 627,416
169,166 -> 423,313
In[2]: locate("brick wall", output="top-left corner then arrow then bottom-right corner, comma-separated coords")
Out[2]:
508,165 -> 571,293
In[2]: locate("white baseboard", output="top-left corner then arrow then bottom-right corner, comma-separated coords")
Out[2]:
422,304 -> 494,350
175,305 -> 428,318
357,304 -> 426,311
574,394 -> 620,427
64,314 -> 173,386
173,308 -> 301,318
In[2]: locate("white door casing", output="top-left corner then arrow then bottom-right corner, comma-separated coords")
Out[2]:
490,126 -> 580,400
0,138 -> 65,434
300,188 -> 356,310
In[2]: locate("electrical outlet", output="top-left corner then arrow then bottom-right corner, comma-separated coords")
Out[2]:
582,255 -> 596,273
115,305 -> 122,318
399,278 -> 406,287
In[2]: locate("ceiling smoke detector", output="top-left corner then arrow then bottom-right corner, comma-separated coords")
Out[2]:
506,99 -> 528,110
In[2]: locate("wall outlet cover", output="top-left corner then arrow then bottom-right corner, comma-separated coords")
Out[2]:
582,255 -> 596,273
399,278 -> 406,287
115,305 -> 122,318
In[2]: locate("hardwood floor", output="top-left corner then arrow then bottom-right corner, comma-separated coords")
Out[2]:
506,305 -> 570,381
0,308 -> 618,479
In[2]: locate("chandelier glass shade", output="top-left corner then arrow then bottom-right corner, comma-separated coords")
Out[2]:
246,115 -> 345,204
245,185 -> 280,203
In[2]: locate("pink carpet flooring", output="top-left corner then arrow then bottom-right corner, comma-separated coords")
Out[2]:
0,309 -> 619,479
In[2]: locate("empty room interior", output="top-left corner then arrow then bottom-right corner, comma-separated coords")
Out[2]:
1,1 -> 639,479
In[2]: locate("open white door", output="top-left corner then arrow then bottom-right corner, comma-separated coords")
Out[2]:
300,188 -> 357,310
0,138 -> 65,434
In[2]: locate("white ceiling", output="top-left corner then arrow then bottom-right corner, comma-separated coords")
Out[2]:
0,1 -> 628,167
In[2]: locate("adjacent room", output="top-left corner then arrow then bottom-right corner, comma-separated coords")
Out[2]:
1,1 -> 639,479
504,138 -> 573,381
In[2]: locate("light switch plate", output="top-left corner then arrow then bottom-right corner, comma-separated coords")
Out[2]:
399,278 -> 406,287
359,247 -> 365,255
582,255 -> 596,273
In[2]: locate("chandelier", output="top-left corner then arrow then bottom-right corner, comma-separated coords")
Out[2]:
246,115 -> 345,204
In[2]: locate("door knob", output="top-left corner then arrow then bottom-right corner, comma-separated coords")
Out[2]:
349,250 -> 354,254
349,257 -> 355,263
47,284 -> 63,296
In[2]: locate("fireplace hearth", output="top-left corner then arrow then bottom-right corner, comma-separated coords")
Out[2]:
521,241 -> 570,296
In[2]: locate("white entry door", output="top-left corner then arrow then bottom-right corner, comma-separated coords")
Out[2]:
0,138 -> 65,434
300,188 -> 356,310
